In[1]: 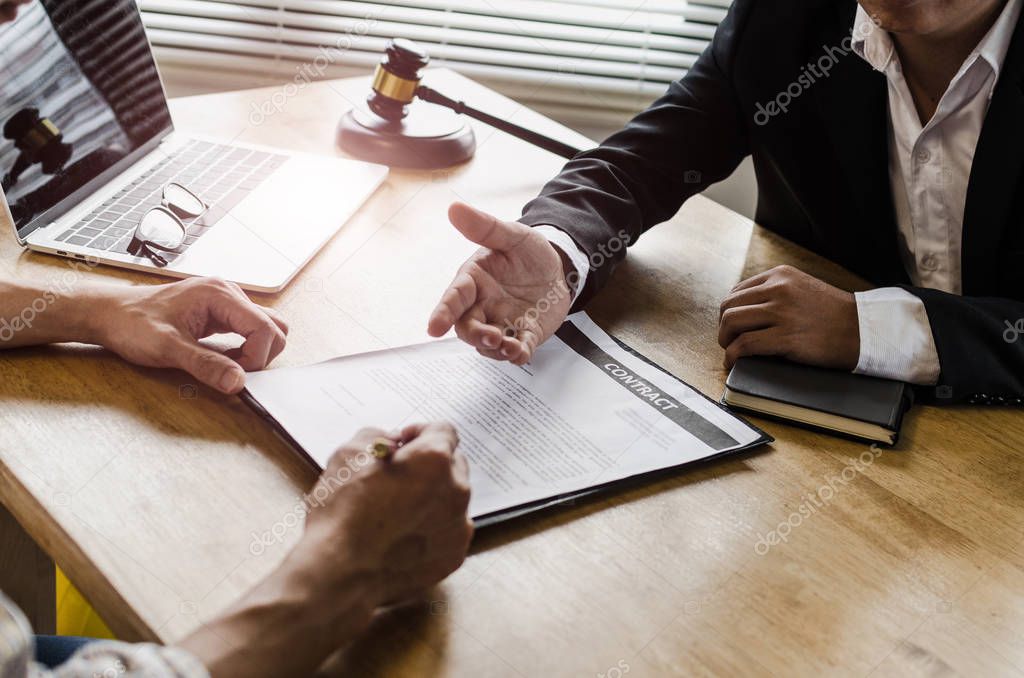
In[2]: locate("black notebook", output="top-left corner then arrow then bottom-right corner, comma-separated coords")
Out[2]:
722,357 -> 913,445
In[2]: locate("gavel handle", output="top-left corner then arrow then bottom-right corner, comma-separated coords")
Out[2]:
416,85 -> 583,160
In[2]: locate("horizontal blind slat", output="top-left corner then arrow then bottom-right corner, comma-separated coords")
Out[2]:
144,28 -> 694,82
140,0 -> 732,115
142,14 -> 704,67
157,0 -> 725,32
139,0 -> 719,41
140,1 -> 715,50
152,45 -> 673,99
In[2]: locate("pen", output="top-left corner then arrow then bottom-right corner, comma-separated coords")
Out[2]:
368,436 -> 399,460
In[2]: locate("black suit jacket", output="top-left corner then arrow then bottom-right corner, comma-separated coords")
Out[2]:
520,0 -> 1024,406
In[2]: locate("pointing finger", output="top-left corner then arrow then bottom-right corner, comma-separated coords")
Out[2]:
428,272 -> 479,338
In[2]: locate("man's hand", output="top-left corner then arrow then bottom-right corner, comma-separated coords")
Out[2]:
427,202 -> 573,366
302,422 -> 474,606
181,422 -> 473,677
718,265 -> 860,370
89,277 -> 288,394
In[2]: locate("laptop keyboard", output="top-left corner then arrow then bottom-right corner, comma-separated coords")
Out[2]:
53,139 -> 288,263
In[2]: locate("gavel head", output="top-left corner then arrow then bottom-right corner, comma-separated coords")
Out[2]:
3,107 -> 71,174
367,38 -> 429,122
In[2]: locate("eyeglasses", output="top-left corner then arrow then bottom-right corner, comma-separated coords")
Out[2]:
128,183 -> 207,267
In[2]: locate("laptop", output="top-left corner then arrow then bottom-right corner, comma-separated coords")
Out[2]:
0,0 -> 387,292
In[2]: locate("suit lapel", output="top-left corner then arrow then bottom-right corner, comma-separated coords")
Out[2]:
812,1 -> 908,285
962,15 -> 1024,294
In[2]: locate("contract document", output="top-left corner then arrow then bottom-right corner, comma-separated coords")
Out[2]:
243,314 -> 770,525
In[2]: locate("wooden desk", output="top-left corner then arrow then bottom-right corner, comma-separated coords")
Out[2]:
2,70 -> 1024,676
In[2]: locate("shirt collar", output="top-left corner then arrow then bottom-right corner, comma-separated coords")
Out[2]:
852,6 -> 895,73
851,0 -> 1023,79
975,0 -> 1023,80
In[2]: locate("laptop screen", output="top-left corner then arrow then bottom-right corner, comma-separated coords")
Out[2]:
0,0 -> 172,237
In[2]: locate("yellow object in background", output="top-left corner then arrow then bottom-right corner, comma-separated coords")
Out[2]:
56,568 -> 114,639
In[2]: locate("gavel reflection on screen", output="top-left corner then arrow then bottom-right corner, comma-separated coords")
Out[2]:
2,108 -> 73,191
337,39 -> 583,169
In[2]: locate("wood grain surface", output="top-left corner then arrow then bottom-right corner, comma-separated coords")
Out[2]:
1,70 -> 1022,677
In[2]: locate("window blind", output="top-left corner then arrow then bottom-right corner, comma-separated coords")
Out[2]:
139,0 -> 731,122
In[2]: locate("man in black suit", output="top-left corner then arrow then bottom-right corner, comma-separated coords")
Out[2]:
428,0 -> 1024,405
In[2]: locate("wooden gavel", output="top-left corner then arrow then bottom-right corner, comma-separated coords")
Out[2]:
365,39 -> 583,160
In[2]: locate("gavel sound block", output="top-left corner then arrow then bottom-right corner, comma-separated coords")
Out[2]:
337,39 -> 582,170
336,39 -> 476,170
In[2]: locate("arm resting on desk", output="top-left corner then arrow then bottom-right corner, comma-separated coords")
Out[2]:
0,276 -> 287,394
0,425 -> 472,678
854,288 -> 941,385
908,287 -> 1024,404
519,0 -> 753,309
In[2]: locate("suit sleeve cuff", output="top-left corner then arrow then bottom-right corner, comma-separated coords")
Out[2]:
533,225 -> 590,302
854,287 -> 941,385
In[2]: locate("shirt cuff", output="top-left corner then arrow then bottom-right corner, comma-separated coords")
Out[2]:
854,287 -> 941,385
533,225 -> 590,302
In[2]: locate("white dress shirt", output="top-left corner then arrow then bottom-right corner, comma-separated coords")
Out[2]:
850,0 -> 1022,384
541,0 -> 1022,385
0,592 -> 208,678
